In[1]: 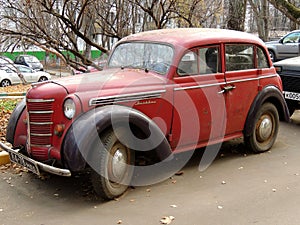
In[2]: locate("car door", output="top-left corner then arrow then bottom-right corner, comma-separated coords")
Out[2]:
4,67 -> 21,84
277,32 -> 300,59
171,46 -> 227,150
222,44 -> 263,135
17,65 -> 35,82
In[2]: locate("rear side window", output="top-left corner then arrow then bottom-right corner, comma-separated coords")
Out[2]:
257,47 -> 269,68
225,44 -> 254,71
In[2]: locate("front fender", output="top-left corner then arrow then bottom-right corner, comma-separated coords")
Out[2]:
62,105 -> 172,171
243,85 -> 290,137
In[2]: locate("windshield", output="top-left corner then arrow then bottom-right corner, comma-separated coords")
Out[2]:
108,42 -> 174,75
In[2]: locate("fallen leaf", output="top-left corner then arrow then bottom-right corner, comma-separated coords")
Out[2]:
160,216 -> 175,224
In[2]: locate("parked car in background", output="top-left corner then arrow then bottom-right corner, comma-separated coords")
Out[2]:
266,30 -> 300,61
0,64 -> 51,87
1,28 -> 289,200
14,55 -> 44,71
0,56 -> 14,68
274,56 -> 300,115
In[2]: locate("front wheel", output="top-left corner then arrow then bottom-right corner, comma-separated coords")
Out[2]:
38,76 -> 48,82
1,79 -> 11,87
91,129 -> 134,200
244,103 -> 279,153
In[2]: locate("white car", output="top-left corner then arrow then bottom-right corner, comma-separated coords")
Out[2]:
0,65 -> 51,87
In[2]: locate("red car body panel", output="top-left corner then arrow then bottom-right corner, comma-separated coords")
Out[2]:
5,28 -> 289,174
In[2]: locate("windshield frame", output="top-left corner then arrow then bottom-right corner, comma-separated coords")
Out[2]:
107,41 -> 174,75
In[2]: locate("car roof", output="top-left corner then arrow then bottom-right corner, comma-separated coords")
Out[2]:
119,28 -> 265,48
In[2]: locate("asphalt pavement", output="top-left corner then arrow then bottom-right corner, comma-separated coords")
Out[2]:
1,112 -> 300,225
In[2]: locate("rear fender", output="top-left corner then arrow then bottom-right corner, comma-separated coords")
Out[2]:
243,85 -> 290,137
62,105 -> 172,171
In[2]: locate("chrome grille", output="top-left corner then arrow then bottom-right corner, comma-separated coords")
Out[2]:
27,99 -> 55,159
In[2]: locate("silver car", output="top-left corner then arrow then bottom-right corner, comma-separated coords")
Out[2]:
0,65 -> 51,87
266,30 -> 300,61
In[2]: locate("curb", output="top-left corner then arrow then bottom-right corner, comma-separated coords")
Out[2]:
0,92 -> 26,96
0,92 -> 26,99
0,151 -> 10,166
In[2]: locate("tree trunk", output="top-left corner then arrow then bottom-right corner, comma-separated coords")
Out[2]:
227,0 -> 247,31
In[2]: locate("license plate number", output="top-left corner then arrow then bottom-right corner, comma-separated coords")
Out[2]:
9,151 -> 40,175
284,91 -> 300,101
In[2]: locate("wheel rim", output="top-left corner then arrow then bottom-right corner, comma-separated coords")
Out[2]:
256,114 -> 274,143
1,80 -> 10,87
108,142 -> 129,184
39,77 -> 47,82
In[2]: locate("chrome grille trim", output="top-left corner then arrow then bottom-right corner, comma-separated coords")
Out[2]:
27,98 -> 55,152
29,110 -> 54,114
30,122 -> 53,125
31,133 -> 52,137
30,144 -> 52,148
27,99 -> 55,103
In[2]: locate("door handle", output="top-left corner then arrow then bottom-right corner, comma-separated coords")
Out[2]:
218,85 -> 236,94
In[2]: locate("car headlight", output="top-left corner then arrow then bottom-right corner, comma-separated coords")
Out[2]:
63,98 -> 76,119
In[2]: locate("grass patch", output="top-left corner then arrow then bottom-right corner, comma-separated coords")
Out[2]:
0,99 -> 20,112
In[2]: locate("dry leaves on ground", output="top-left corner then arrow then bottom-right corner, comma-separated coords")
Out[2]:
0,85 -> 30,144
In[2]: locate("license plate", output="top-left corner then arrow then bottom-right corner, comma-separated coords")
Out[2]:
284,91 -> 300,101
9,151 -> 40,175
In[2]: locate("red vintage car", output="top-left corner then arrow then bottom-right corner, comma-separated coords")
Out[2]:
1,28 -> 289,200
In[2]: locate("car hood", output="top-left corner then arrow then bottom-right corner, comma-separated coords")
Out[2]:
273,56 -> 300,71
52,69 -> 167,98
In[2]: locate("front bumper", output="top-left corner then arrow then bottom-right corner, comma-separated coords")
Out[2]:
0,142 -> 71,177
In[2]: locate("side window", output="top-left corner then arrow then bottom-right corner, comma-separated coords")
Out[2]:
177,51 -> 198,76
283,32 -> 300,44
225,44 -> 254,71
257,47 -> 269,69
199,46 -> 220,74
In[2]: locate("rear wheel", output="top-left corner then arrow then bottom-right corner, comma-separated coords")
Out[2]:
244,103 -> 279,153
91,129 -> 134,200
268,50 -> 276,62
0,79 -> 11,87
38,76 -> 48,82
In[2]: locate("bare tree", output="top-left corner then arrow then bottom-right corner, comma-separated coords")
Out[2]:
248,0 -> 269,41
173,0 -> 224,28
267,0 -> 300,25
227,0 -> 248,31
0,0 -> 106,71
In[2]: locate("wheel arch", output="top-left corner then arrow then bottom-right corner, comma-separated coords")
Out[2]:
243,85 -> 290,137
62,105 -> 172,171
6,98 -> 26,145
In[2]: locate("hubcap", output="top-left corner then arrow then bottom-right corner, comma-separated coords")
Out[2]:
2,80 -> 9,87
111,148 -> 128,182
257,115 -> 273,142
